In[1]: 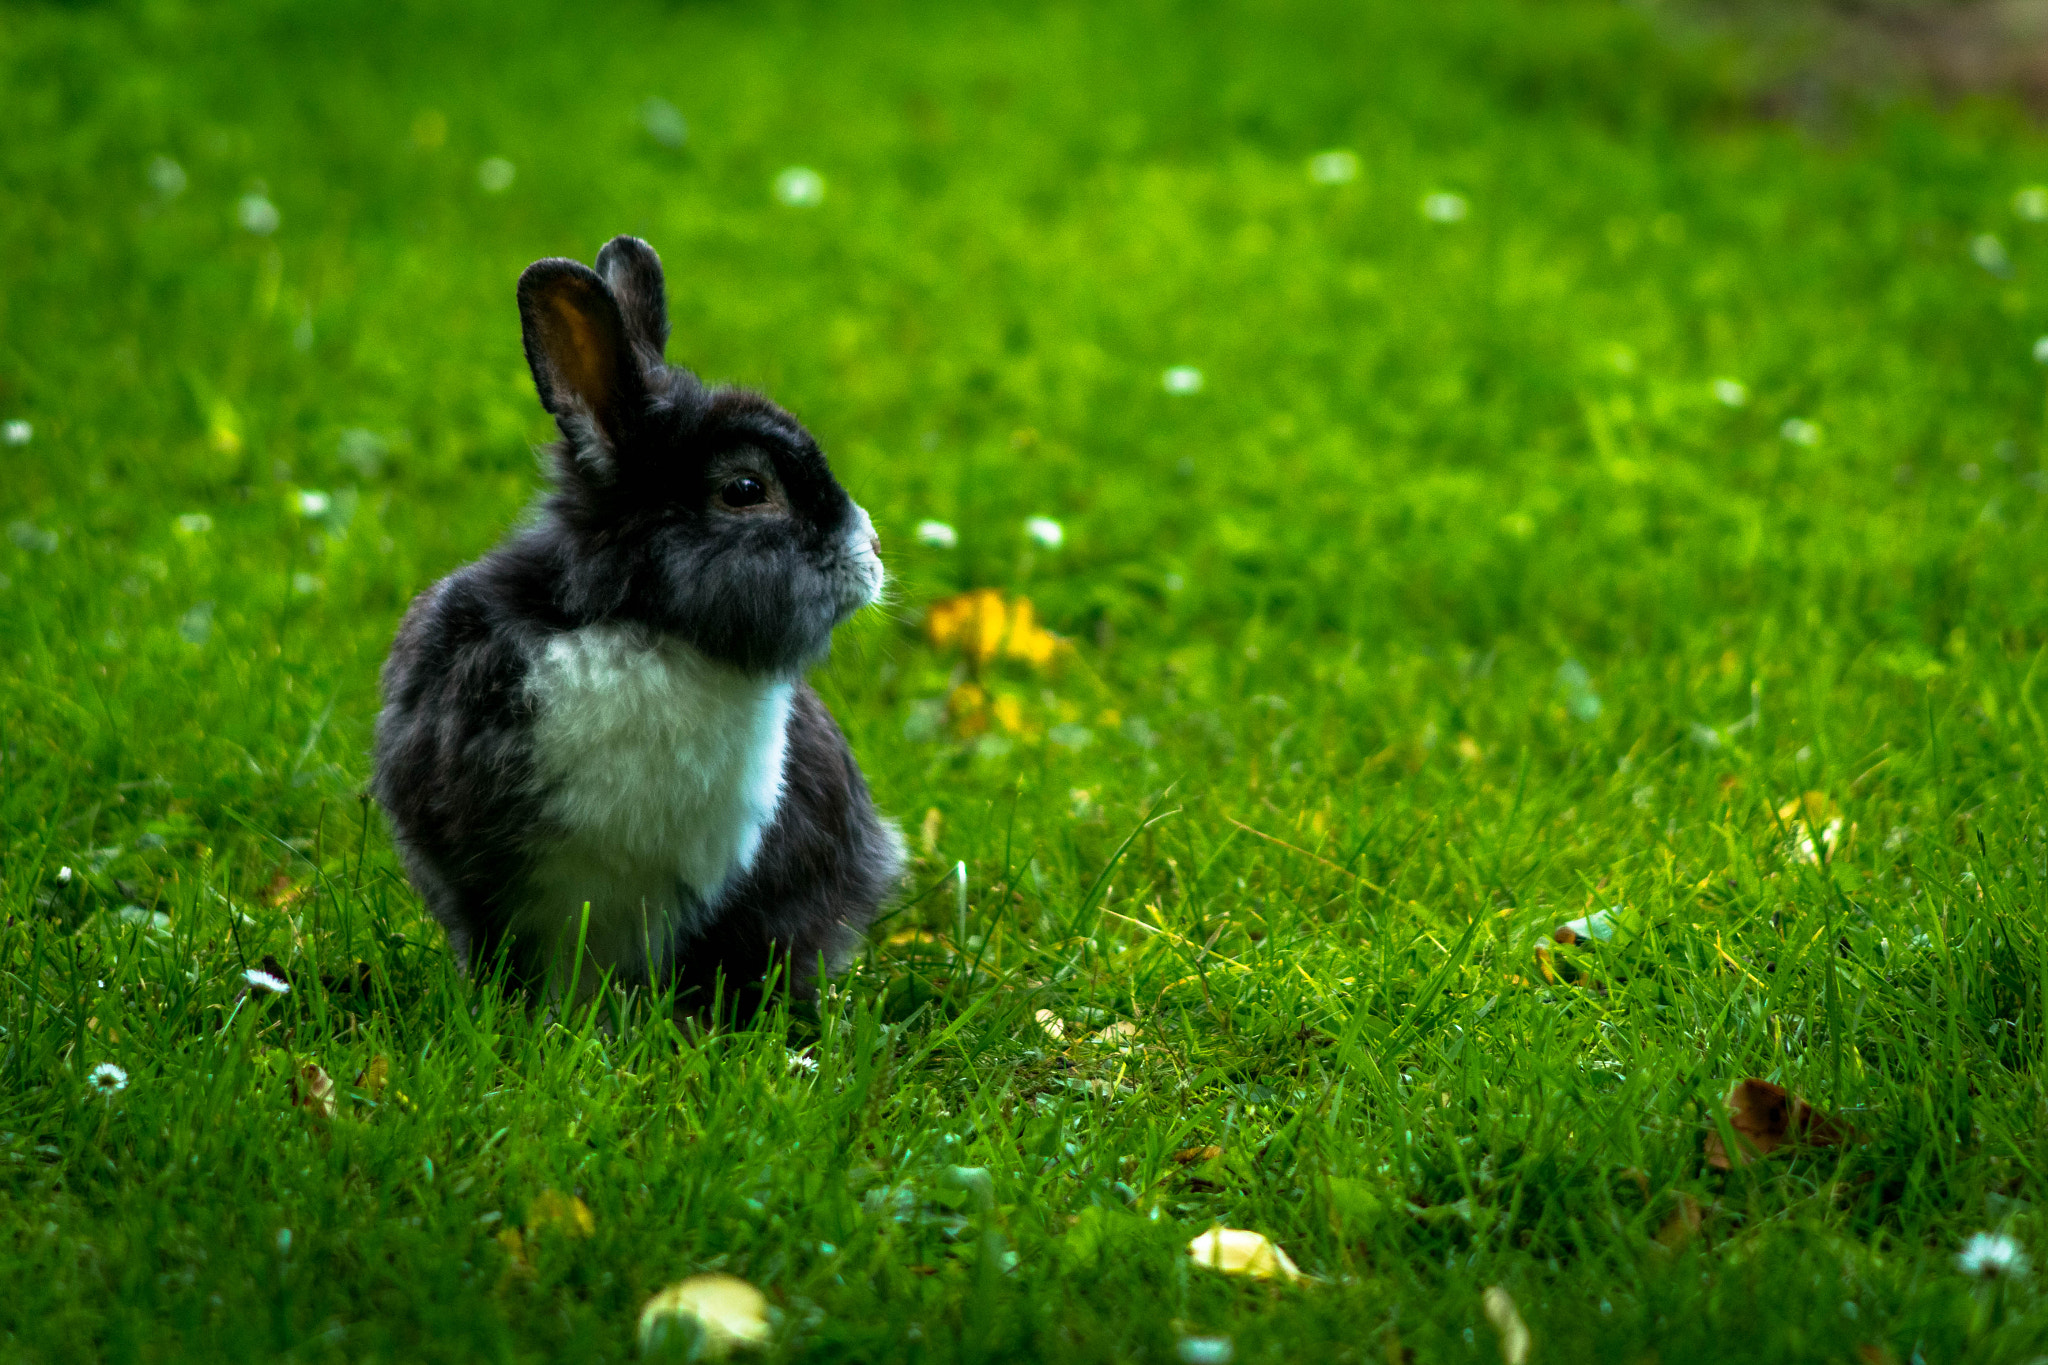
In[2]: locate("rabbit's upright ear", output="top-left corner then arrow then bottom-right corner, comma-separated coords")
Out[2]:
517,258 -> 648,460
595,235 -> 669,370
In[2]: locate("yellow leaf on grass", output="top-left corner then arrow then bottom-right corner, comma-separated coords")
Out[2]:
1034,1008 -> 1067,1041
1187,1226 -> 1304,1282
638,1273 -> 772,1356
497,1227 -> 535,1279
527,1189 -> 595,1239
359,1055 -> 390,1097
1481,1286 -> 1531,1365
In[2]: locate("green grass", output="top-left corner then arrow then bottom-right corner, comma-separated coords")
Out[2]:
5,0 -> 2048,1359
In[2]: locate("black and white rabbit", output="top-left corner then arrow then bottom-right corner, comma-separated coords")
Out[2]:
372,235 -> 903,1007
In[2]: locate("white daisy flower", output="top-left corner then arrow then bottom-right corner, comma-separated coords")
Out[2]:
1957,1232 -> 2029,1280
243,967 -> 291,995
1305,149 -> 1358,185
1420,191 -> 1468,223
476,158 -> 516,193
1970,234 -> 2010,275
1780,418 -> 1821,447
1162,365 -> 1205,395
773,166 -> 826,207
1711,378 -> 1748,407
236,193 -> 280,235
785,1049 -> 819,1074
641,97 -> 687,149
148,156 -> 187,199
914,520 -> 958,549
88,1062 -> 129,1096
1177,1336 -> 1234,1365
1023,516 -> 1064,550
3,419 -> 31,445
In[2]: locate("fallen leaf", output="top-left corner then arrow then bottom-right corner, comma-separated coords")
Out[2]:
1654,1194 -> 1703,1249
1173,1145 -> 1224,1165
497,1227 -> 535,1280
1091,1021 -> 1141,1046
258,873 -> 308,909
527,1189 -> 595,1239
1034,1009 -> 1067,1041
1187,1226 -> 1303,1283
1704,1078 -> 1853,1169
358,1054 -> 390,1098
294,1063 -> 335,1120
1481,1286 -> 1530,1365
638,1273 -> 772,1357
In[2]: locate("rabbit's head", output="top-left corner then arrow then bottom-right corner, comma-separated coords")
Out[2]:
517,236 -> 883,674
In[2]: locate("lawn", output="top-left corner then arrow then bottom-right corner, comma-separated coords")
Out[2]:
5,0 -> 2048,1360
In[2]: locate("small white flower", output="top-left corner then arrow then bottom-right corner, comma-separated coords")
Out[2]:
2034,336 -> 2048,365
1305,149 -> 1358,185
1023,516 -> 1064,549
476,157 -> 516,193
914,519 -> 958,549
174,512 -> 213,535
88,1062 -> 129,1096
1177,1336 -> 1235,1365
56,866 -> 74,884
1780,417 -> 1821,447
296,490 -> 331,517
1970,233 -> 2010,274
1420,191 -> 1468,223
1162,365 -> 1204,395
773,166 -> 826,207
785,1049 -> 819,1074
236,193 -> 279,235
243,968 -> 291,995
2017,186 -> 2048,222
3,419 -> 32,445
148,156 -> 187,199
641,97 -> 687,149
1957,1232 -> 2029,1280
1711,378 -> 1748,407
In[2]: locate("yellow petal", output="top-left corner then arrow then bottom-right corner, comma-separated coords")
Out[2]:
638,1273 -> 772,1356
1186,1226 -> 1303,1282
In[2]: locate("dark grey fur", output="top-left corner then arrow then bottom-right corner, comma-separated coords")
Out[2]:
371,235 -> 901,1011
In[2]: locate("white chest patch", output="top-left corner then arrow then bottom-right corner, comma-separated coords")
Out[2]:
517,623 -> 793,984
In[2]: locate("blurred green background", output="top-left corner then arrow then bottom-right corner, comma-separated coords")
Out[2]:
5,0 -> 2048,1361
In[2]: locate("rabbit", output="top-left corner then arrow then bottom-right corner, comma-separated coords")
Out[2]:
372,234 -> 904,1011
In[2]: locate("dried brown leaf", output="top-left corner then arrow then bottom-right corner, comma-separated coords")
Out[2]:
1704,1078 -> 1853,1169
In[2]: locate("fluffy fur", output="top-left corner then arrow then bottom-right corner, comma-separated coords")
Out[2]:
372,235 -> 902,1009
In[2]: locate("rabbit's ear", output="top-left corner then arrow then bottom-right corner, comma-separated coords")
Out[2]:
595,235 -> 670,369
517,258 -> 647,455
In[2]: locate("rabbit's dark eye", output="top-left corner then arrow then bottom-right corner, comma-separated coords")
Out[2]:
719,477 -> 768,509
